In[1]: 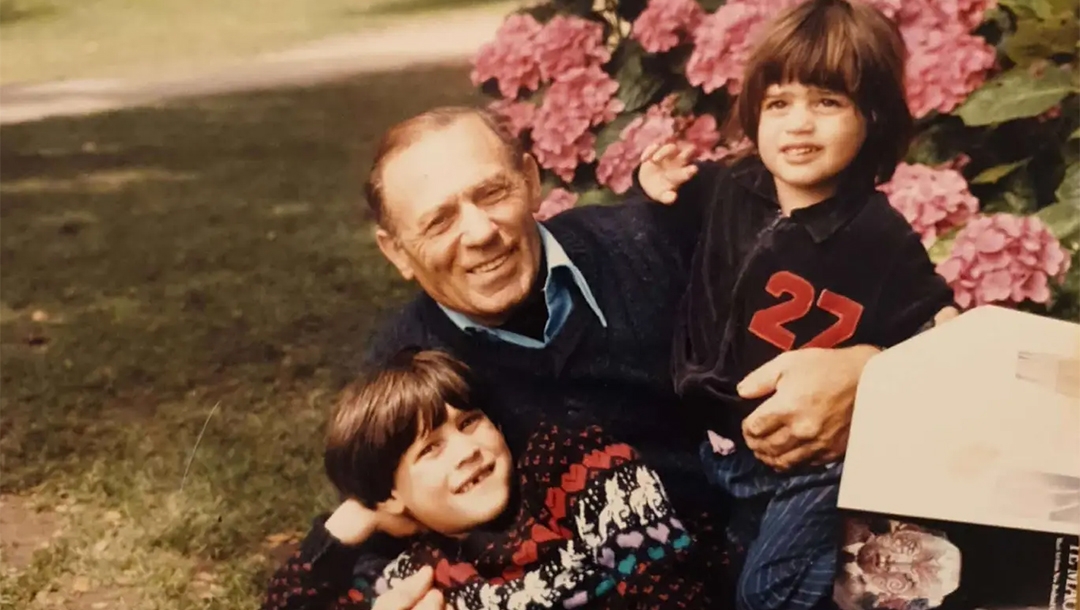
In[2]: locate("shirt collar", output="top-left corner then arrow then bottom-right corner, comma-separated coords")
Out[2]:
437,223 -> 607,335
731,155 -> 873,244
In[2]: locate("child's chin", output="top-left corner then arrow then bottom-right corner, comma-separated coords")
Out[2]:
468,490 -> 511,523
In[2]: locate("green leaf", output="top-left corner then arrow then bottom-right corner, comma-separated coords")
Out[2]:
673,89 -> 701,115
998,0 -> 1056,20
970,158 -> 1031,184
927,230 -> 959,265
1003,11 -> 1080,67
698,0 -> 728,9
575,187 -> 617,207
1070,128 -> 1080,140
954,67 -> 1075,126
612,43 -> 663,114
1055,162 -> 1080,207
981,168 -> 1038,214
594,113 -> 637,157
1044,0 -> 1078,17
549,0 -> 596,16
1036,201 -> 1080,242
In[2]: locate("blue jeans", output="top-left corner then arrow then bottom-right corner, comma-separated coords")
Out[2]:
700,439 -> 842,610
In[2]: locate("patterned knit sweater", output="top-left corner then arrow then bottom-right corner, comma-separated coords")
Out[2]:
262,424 -> 727,610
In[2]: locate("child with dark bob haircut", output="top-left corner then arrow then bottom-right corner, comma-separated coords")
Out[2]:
263,347 -> 722,610
635,1 -> 958,609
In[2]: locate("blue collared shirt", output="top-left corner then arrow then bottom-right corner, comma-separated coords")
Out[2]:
437,224 -> 607,348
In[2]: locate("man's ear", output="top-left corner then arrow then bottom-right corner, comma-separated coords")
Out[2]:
522,153 -> 542,214
375,226 -> 415,281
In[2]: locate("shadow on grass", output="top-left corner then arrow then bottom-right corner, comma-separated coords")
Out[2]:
0,62 -> 484,607
0,0 -> 57,26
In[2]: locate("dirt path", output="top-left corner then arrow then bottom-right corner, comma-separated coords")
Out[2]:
0,6 -> 506,125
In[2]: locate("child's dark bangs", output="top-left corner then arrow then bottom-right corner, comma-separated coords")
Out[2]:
766,9 -> 861,98
406,353 -> 476,437
360,369 -> 449,467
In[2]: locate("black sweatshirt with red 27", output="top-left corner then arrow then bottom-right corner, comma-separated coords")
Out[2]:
666,156 -> 956,436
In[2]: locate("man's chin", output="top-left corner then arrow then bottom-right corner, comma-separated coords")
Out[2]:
465,289 -> 531,322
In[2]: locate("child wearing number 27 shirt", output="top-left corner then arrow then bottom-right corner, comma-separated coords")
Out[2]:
634,1 -> 958,610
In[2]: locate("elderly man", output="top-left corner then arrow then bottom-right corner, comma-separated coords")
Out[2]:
262,106 -> 901,610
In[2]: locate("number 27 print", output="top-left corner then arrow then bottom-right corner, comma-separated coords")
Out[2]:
748,271 -> 865,351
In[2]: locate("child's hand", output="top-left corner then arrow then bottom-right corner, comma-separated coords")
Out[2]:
325,499 -> 422,545
637,142 -> 698,204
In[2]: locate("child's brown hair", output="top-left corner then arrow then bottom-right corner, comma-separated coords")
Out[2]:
324,347 -> 487,506
732,0 -> 912,184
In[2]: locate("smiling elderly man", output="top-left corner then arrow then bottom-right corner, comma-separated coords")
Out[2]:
262,106 -> 894,610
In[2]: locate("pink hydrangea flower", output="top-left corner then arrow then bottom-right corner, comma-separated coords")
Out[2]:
879,163 -> 979,246
861,0 -> 903,19
489,99 -> 536,137
535,187 -> 578,221
936,214 -> 1072,308
898,0 -> 995,32
631,0 -> 705,53
894,0 -> 998,118
675,113 -> 723,158
597,98 -> 726,193
954,0 -> 996,30
534,16 -> 611,81
531,66 -> 624,181
596,104 -> 678,193
685,2 -> 774,94
470,14 -> 544,99
901,26 -> 997,118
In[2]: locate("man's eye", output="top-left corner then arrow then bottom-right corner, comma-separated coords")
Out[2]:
426,216 -> 451,235
480,188 -> 509,205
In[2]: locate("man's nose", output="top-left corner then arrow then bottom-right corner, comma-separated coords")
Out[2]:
458,201 -> 498,247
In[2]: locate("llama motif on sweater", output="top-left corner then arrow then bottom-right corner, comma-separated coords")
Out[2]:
369,424 -> 706,610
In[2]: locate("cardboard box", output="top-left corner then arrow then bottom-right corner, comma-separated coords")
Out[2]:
835,306 -> 1079,610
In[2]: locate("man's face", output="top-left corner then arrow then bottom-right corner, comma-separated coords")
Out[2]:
756,81 -> 867,206
376,117 -> 543,326
389,406 -> 514,537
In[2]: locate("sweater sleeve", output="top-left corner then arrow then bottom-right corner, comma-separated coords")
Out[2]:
629,160 -> 724,273
260,515 -> 402,610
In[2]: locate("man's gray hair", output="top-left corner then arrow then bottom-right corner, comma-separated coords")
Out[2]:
363,106 -> 525,228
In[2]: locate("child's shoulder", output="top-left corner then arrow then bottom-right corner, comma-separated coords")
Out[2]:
856,190 -> 928,243
516,422 -> 642,486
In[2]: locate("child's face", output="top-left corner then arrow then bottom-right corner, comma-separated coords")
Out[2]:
756,81 -> 867,203
389,405 -> 513,537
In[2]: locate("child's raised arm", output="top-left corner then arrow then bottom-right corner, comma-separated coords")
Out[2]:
637,142 -> 699,204
260,500 -> 422,610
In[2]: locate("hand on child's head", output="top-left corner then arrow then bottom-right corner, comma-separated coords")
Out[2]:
325,498 -> 379,545
638,142 -> 698,205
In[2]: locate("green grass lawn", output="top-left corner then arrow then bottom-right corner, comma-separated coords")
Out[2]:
0,63 -> 485,609
0,0 -> 514,85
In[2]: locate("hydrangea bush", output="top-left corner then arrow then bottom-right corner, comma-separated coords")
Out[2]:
470,0 -> 1080,320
